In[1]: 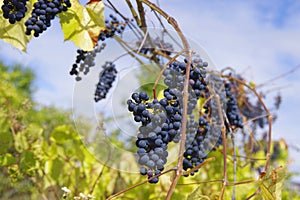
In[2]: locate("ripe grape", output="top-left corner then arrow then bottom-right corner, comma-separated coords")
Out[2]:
70,43 -> 106,81
1,0 -> 28,24
98,14 -> 126,41
25,0 -> 71,37
224,82 -> 243,129
94,61 -> 117,102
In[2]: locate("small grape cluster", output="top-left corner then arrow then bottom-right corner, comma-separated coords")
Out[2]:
94,62 -> 117,102
1,0 -> 28,24
25,0 -> 71,37
70,43 -> 106,81
138,37 -> 174,56
224,82 -> 243,129
183,116 -> 209,175
98,14 -> 125,41
128,90 -> 184,183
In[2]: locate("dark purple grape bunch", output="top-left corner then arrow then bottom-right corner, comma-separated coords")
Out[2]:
127,57 -> 212,182
183,116 -> 209,176
224,81 -> 243,129
1,0 -> 28,24
70,43 -> 106,81
94,61 -> 117,102
98,14 -> 125,41
25,0 -> 71,37
163,58 -> 208,115
127,92 -> 171,183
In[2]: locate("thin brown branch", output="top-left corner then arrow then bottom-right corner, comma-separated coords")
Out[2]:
136,1 -> 191,199
125,0 -> 141,26
178,179 -> 256,187
106,168 -> 176,200
41,169 -> 60,200
89,165 -> 106,195
105,0 -> 143,39
257,64 -> 300,88
182,157 -> 215,176
136,0 -> 147,28
217,98 -> 228,200
165,51 -> 192,200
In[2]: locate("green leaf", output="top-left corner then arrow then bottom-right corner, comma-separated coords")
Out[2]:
257,166 -> 286,200
0,131 -> 13,154
0,1 -> 32,52
20,150 -> 36,175
0,153 -> 18,166
50,158 -> 64,180
59,0 -> 105,51
187,186 -> 211,200
50,125 -> 74,144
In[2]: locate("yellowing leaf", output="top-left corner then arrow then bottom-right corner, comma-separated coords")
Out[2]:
59,0 -> 105,51
257,166 -> 286,200
0,1 -> 32,52
86,0 -> 105,27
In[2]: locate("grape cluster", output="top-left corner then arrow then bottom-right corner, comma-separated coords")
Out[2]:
1,0 -> 28,24
127,90 -> 183,183
138,37 -> 174,56
94,62 -> 117,102
128,58 -> 212,182
224,82 -> 243,129
183,116 -> 209,175
70,43 -> 106,81
98,14 -> 125,41
24,0 -> 71,37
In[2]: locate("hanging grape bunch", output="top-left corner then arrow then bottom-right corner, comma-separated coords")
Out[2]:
1,0 -> 28,24
25,0 -> 71,37
126,57 -> 217,182
94,61 -> 118,102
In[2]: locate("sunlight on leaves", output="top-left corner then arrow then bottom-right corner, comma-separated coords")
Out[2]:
59,0 -> 105,51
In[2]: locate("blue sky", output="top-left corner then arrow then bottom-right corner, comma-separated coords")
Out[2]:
0,0 -> 299,180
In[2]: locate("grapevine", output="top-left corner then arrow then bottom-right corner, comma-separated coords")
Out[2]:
0,0 -> 298,200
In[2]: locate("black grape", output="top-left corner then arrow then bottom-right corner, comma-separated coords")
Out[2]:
98,14 -> 126,41
70,43 -> 106,81
224,82 -> 243,129
94,61 -> 117,102
25,0 -> 71,37
2,0 -> 28,24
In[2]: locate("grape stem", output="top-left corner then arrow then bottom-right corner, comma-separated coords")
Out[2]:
137,1 -> 192,199
106,168 -> 176,200
178,179 -> 256,186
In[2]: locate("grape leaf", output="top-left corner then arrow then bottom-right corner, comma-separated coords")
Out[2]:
0,1 -> 32,52
0,131 -> 13,154
59,0 -> 105,51
257,166 -> 286,200
0,153 -> 18,166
